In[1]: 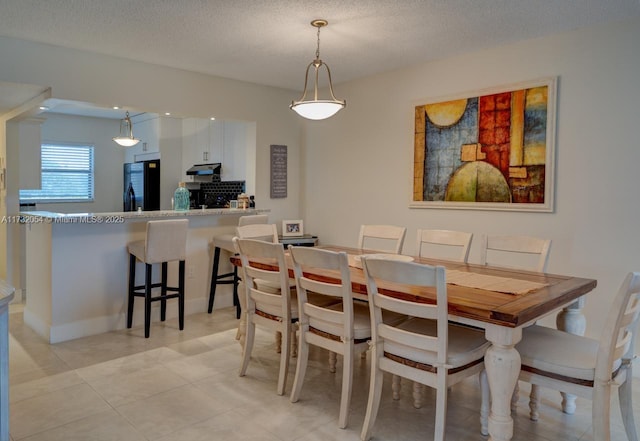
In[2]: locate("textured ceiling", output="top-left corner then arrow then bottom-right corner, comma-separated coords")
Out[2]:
0,0 -> 639,93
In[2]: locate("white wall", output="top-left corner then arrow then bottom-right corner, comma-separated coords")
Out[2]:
303,18 -> 640,344
36,113 -> 124,213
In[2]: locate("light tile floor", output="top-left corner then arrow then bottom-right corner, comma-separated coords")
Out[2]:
7,304 -> 639,440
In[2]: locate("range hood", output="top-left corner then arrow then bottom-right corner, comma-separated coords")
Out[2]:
186,163 -> 221,176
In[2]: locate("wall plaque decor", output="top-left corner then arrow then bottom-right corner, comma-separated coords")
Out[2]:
412,77 -> 556,212
270,144 -> 287,199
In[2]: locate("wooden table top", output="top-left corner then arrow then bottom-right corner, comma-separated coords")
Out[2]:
231,245 -> 597,329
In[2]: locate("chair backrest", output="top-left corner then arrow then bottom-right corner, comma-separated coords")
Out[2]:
233,238 -> 291,320
290,246 -> 354,339
480,234 -> 551,272
362,256 -> 448,366
416,229 -> 473,263
596,272 -> 640,381
238,214 -> 269,227
358,224 -> 407,254
237,223 -> 279,243
144,219 -> 189,263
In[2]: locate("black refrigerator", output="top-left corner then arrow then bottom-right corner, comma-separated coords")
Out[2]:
123,159 -> 161,211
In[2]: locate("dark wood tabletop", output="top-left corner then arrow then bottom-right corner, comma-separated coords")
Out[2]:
231,245 -> 597,329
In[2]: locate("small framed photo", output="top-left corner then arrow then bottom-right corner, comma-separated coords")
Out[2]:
229,200 -> 238,209
282,219 -> 304,237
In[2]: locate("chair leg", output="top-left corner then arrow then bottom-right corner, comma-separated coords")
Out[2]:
239,313 -> 255,377
277,323 -> 291,396
529,383 -> 540,421
127,254 -> 136,328
160,262 -> 168,322
329,351 -> 337,373
361,348 -> 384,441
480,370 -> 490,436
412,382 -> 424,409
233,266 -> 241,319
338,344 -> 354,429
593,381 -> 613,441
619,367 -> 638,441
208,247 -> 222,314
144,263 -> 152,338
392,375 -> 401,400
290,327 -> 309,404
178,260 -> 185,331
434,372 -> 447,441
512,381 -> 520,411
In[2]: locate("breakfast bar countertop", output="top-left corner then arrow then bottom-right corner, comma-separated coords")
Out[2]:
20,208 -> 270,222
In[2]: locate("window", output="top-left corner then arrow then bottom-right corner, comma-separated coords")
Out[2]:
19,143 -> 95,203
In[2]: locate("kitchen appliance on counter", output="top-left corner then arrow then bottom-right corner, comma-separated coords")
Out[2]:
123,159 -> 160,211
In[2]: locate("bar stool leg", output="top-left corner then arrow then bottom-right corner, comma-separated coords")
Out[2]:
208,247 -> 222,313
160,262 -> 168,322
179,260 -> 185,330
233,266 -> 241,319
127,254 -> 136,329
144,263 -> 152,338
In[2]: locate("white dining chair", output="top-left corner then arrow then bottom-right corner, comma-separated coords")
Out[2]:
416,229 -> 473,262
234,238 -> 295,395
360,256 -> 490,441
358,224 -> 407,254
235,222 -> 289,351
480,234 -> 551,273
289,246 -> 371,429
510,272 -> 640,441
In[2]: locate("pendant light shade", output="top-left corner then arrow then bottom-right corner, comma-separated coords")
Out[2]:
290,19 -> 345,120
113,111 -> 140,147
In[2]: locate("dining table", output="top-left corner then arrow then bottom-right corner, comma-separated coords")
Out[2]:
231,245 -> 597,441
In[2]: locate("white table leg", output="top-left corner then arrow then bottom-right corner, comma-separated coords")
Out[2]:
485,326 -> 522,441
555,298 -> 586,414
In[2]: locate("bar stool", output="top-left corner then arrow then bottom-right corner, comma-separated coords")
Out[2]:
127,219 -> 189,338
208,214 -> 268,317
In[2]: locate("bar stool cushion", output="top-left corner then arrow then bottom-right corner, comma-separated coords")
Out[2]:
211,234 -> 236,254
128,219 -> 188,264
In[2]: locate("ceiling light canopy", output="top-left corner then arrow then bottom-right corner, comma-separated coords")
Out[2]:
290,19 -> 345,121
113,111 -> 140,147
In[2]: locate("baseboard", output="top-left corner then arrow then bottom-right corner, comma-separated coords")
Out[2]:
29,294 -> 234,344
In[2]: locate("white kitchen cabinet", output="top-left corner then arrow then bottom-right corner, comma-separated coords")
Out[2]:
180,118 -> 251,182
181,118 -> 224,180
220,120 -> 247,182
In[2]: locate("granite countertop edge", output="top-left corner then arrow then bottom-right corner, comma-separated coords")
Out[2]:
19,208 -> 270,221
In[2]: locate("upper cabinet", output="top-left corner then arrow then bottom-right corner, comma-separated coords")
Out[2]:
181,118 -> 249,182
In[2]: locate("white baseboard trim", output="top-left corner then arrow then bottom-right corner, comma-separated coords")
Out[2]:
26,292 -> 235,344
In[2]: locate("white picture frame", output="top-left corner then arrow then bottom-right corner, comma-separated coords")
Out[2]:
282,219 -> 304,237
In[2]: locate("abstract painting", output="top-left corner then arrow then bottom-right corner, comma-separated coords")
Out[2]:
412,77 -> 556,211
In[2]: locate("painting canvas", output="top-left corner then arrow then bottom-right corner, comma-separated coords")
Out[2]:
411,77 -> 556,212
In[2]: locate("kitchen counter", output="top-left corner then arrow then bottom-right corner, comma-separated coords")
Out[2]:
22,208 -> 269,343
21,207 -> 268,222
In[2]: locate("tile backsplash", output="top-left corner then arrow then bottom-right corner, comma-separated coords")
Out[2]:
200,175 -> 245,197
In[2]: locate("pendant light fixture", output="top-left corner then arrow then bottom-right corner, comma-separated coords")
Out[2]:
113,111 -> 141,147
290,19 -> 346,120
